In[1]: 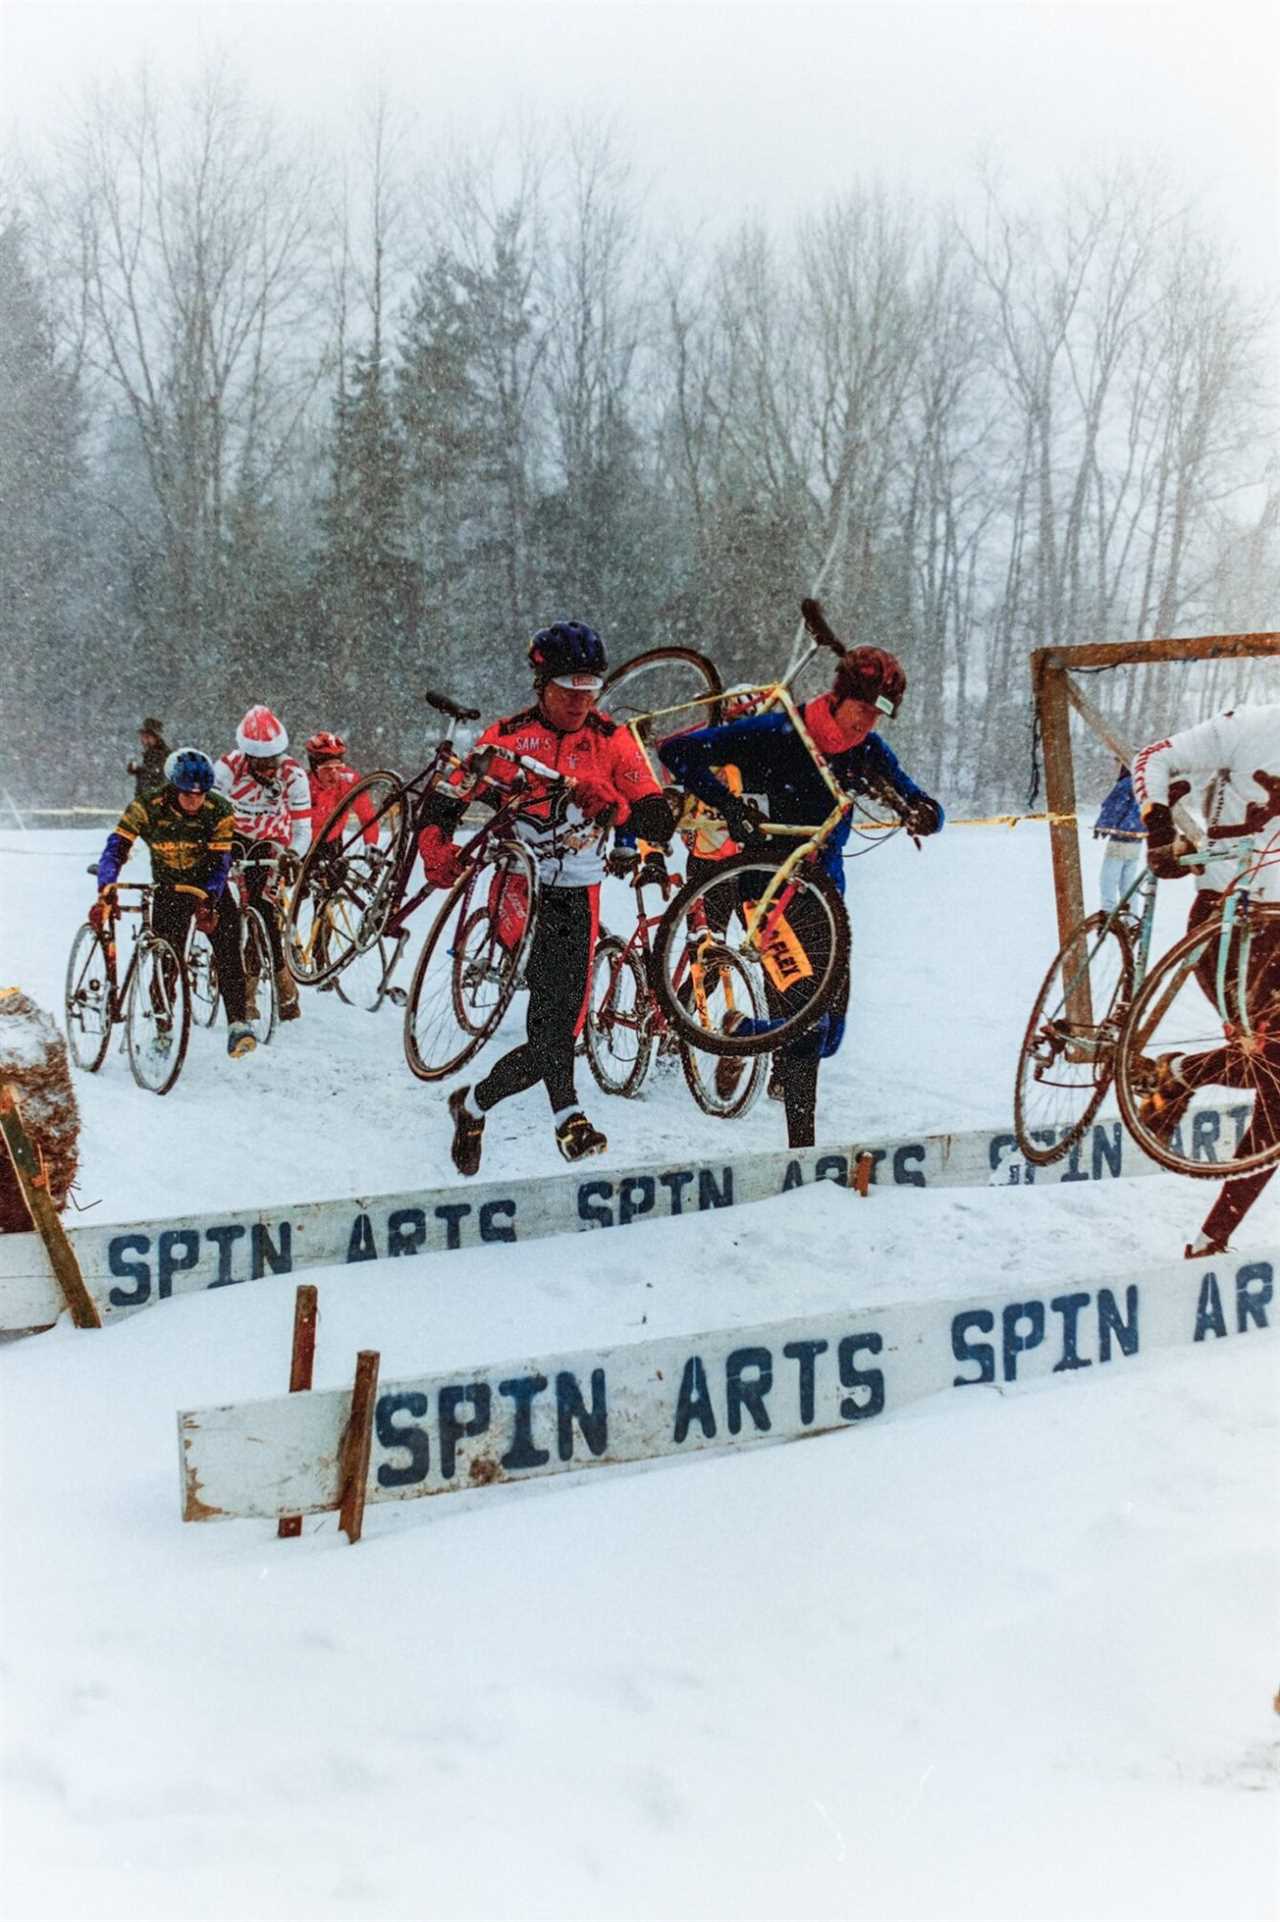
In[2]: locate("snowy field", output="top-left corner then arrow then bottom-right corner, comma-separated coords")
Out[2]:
1,824 -> 1277,1922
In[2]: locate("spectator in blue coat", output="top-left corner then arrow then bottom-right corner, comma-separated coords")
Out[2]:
1095,765 -> 1144,914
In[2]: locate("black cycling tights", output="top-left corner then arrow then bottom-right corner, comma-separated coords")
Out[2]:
474,885 -> 598,1117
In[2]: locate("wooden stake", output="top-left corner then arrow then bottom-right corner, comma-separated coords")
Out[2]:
278,1284 -> 318,1540
337,1350 -> 380,1545
853,1152 -> 874,1197
0,1085 -> 101,1329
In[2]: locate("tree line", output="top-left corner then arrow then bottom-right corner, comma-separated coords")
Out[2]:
1,63 -> 1276,815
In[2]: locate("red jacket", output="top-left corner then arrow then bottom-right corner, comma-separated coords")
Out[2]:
308,763 -> 378,844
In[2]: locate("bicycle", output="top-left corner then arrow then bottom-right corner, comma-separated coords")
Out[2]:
585,864 -> 768,1116
1015,834 -> 1280,1180
1013,864 -> 1158,1166
64,884 -> 192,1095
644,601 -> 913,1060
1112,836 -> 1280,1180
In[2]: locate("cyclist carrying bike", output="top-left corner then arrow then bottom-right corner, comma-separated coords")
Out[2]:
305,731 -> 380,851
214,706 -> 312,1023
659,646 -> 944,1149
91,749 -> 257,1059
1133,703 -> 1280,1256
418,622 -> 676,1173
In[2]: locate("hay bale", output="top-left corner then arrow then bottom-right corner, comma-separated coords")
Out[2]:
0,989 -> 81,1234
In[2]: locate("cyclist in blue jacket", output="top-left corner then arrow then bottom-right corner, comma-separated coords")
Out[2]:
659,646 -> 944,1148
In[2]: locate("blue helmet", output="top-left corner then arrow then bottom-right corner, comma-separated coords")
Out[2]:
528,622 -> 607,684
164,748 -> 216,794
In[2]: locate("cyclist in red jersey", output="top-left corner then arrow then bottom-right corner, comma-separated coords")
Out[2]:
418,623 -> 675,1173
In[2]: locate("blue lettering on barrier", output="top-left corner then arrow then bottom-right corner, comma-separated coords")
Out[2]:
557,1369 -> 607,1460
205,1223 -> 246,1287
1236,1261 -> 1272,1332
347,1214 -> 377,1263
1194,1271 -> 1227,1341
1092,1123 -> 1124,1180
158,1229 -> 200,1298
894,1145 -> 926,1187
107,1234 -> 150,1307
659,1170 -> 695,1213
251,1222 -> 291,1278
698,1167 -> 733,1210
817,1154 -> 849,1185
1098,1285 -> 1139,1360
438,1383 -> 491,1478
619,1176 -> 655,1226
1051,1293 -> 1092,1371
376,1391 -> 431,1486
783,1339 -> 829,1425
499,1375 -> 551,1469
726,1347 -> 773,1434
578,1180 -> 613,1229
782,1160 -> 804,1192
838,1332 -> 884,1419
1002,1301 -> 1046,1380
480,1200 -> 517,1242
432,1203 -> 469,1251
1228,1105 -> 1250,1149
952,1309 -> 995,1385
674,1356 -> 716,1442
1062,1140 -> 1090,1183
1192,1111 -> 1220,1162
389,1208 -> 427,1256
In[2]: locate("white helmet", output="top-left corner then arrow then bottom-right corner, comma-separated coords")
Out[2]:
236,704 -> 289,757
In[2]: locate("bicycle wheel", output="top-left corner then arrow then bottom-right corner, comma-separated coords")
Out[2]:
125,933 -> 191,1094
64,924 -> 113,1071
404,840 -> 539,1082
453,907 -> 518,1038
286,773 -> 409,985
652,853 -> 848,1056
188,929 -> 221,1027
585,935 -> 653,1098
1115,908 -> 1280,1179
241,907 -> 278,1047
678,941 -> 768,1118
1013,911 -> 1135,1165
603,646 -> 722,746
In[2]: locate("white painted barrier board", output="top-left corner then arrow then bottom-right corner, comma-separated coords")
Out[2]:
0,1100 -> 1258,1331
178,1246 -> 1277,1522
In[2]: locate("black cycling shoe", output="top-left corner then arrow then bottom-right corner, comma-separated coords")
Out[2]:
448,1086 -> 485,1177
555,1112 -> 608,1162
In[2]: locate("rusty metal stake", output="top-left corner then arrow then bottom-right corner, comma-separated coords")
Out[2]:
853,1151 -> 874,1198
0,1084 -> 101,1328
337,1350 -> 380,1544
278,1284 -> 318,1539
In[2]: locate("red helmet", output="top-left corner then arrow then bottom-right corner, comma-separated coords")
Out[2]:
236,704 -> 289,756
833,646 -> 907,719
305,731 -> 346,762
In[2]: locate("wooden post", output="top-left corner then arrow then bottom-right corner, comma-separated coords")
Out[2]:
278,1284 -> 318,1540
853,1152 -> 874,1197
1032,652 -> 1087,956
337,1350 -> 380,1545
0,1085 -> 101,1329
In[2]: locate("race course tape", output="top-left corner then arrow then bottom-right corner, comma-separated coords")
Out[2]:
179,1245 -> 1277,1523
0,1102 -> 1255,1332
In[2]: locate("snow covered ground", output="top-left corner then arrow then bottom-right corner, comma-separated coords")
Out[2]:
0,825 -> 1277,1922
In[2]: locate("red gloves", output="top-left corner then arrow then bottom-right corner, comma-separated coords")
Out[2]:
419,825 -> 465,890
88,894 -> 114,932
572,777 -> 623,825
194,897 -> 220,937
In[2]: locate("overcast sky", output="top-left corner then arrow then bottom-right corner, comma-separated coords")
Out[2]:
2,0 -> 1277,287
